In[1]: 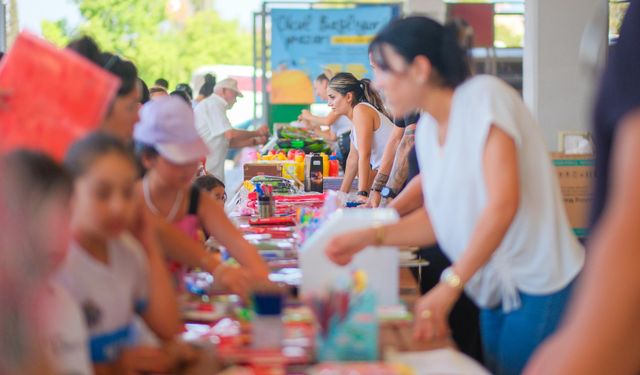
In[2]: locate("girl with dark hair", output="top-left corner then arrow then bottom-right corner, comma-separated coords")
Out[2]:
139,78 -> 151,104
133,97 -> 269,293
60,132 -> 201,374
326,16 -> 584,375
0,150 -> 89,375
67,36 -> 142,140
328,72 -> 394,199
298,72 -> 353,167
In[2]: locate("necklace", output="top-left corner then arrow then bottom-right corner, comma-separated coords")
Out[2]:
142,176 -> 184,222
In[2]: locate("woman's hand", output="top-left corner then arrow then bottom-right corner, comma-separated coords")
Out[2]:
413,283 -> 461,342
213,263 -> 252,297
366,191 -> 382,208
325,228 -> 374,265
299,109 -> 311,121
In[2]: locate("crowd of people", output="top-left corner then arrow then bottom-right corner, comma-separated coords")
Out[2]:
1,2 -> 640,374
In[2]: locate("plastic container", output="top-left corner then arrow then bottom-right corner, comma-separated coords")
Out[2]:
251,292 -> 284,349
329,156 -> 339,177
321,153 -> 329,177
257,196 -> 274,218
294,153 -> 305,182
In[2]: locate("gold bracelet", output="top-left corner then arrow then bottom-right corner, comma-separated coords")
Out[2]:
372,224 -> 385,246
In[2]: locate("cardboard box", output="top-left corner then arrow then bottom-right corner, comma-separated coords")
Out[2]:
551,153 -> 595,238
243,162 -> 284,181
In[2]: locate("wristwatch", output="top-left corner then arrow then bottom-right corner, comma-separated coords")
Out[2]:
356,190 -> 369,197
440,267 -> 464,290
380,186 -> 397,199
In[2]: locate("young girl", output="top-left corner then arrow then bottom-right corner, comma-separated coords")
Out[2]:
133,96 -> 269,293
194,174 -> 227,203
328,72 -> 394,200
1,150 -> 91,375
59,132 -> 191,374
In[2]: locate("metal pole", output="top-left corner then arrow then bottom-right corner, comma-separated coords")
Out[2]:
261,2 -> 269,127
0,3 -> 6,53
252,11 -> 258,124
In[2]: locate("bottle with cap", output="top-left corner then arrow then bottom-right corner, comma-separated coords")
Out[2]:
321,152 -> 329,177
251,291 -> 284,349
329,155 -> 339,177
294,152 -> 305,182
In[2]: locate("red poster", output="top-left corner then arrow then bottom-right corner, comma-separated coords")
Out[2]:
0,32 -> 119,160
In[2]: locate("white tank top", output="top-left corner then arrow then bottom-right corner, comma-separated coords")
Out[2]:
350,102 -> 394,169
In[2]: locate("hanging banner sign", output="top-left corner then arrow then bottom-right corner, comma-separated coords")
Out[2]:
270,6 -> 399,104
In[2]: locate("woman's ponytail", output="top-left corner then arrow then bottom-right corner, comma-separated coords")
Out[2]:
440,21 -> 472,87
370,16 -> 472,89
360,78 -> 391,119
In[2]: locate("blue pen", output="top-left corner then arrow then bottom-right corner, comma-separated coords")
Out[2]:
255,183 -> 264,197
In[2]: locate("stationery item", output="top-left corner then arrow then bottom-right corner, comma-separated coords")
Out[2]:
257,196 -> 274,218
248,217 -> 296,226
252,291 -> 284,349
307,274 -> 379,362
0,32 -> 119,160
300,209 -> 400,307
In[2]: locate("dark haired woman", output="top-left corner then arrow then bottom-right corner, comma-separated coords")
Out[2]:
327,72 -> 394,199
325,16 -> 584,375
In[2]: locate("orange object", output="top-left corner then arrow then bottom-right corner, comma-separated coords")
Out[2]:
0,32 -> 119,160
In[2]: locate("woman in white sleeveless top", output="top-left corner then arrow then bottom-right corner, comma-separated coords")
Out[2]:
327,72 -> 394,200
325,17 -> 584,375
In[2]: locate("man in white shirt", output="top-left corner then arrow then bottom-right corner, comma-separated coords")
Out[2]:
194,78 -> 270,181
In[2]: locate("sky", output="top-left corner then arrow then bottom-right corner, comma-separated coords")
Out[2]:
16,0 -> 265,35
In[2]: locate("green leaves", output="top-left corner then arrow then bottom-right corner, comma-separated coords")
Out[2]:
41,0 -> 252,90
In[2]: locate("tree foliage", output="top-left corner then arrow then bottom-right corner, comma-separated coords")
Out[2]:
41,0 -> 252,89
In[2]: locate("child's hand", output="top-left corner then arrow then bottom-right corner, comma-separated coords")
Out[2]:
115,346 -> 176,374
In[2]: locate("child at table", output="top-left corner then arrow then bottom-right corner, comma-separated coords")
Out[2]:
194,174 -> 227,204
58,132 -> 197,374
2,150 -> 92,375
133,96 -> 269,295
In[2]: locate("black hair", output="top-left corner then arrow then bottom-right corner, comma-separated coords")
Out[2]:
66,36 -> 100,62
64,132 -> 136,178
199,73 -> 216,97
150,86 -> 168,95
139,78 -> 150,104
66,36 -> 139,96
369,16 -> 471,88
154,78 -> 169,89
170,90 -> 191,104
328,72 -> 390,118
193,174 -> 225,192
2,150 -> 73,201
132,142 -> 159,176
175,83 -> 193,100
